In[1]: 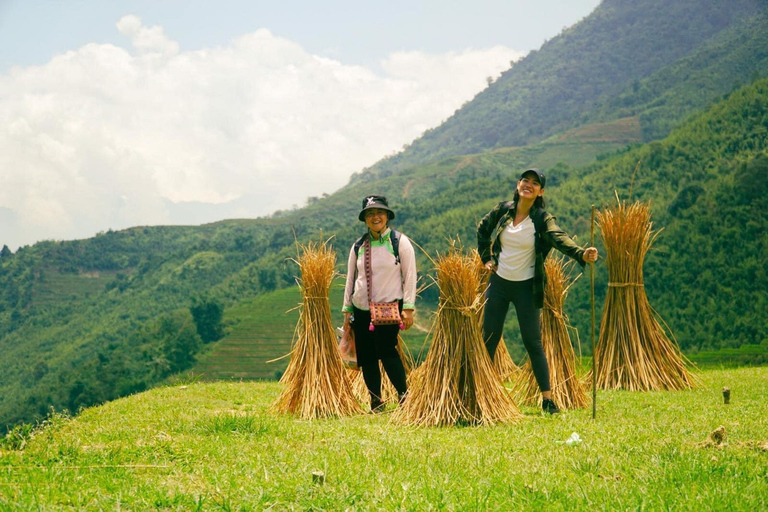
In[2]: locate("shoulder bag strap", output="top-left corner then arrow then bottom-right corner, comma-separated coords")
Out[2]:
364,235 -> 373,304
364,236 -> 375,331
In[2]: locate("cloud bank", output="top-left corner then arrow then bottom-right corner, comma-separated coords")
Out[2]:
0,15 -> 522,250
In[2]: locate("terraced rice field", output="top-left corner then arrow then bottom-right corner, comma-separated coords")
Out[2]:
194,283 -> 347,381
32,269 -> 116,305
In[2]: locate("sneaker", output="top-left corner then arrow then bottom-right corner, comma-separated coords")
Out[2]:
542,398 -> 560,414
398,391 -> 407,406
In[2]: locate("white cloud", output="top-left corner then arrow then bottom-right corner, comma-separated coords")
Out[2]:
116,14 -> 179,57
0,16 -> 522,250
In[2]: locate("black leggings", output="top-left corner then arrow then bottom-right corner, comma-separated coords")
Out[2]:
482,274 -> 550,392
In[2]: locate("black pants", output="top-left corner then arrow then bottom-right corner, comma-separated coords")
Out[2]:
482,274 -> 551,392
351,306 -> 408,402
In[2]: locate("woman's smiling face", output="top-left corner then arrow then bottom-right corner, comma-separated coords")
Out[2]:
517,173 -> 544,200
364,208 -> 389,232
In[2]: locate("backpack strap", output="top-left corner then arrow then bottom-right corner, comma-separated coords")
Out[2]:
350,233 -> 368,298
353,232 -> 369,258
390,229 -> 401,264
363,236 -> 375,331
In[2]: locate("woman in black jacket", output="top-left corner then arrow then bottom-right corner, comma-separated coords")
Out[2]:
477,168 -> 598,414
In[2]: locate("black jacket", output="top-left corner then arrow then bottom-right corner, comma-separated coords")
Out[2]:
477,200 -> 586,308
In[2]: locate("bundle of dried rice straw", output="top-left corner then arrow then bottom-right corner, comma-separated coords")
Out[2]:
393,245 -> 521,427
273,240 -> 363,419
514,255 -> 589,409
593,199 -> 697,391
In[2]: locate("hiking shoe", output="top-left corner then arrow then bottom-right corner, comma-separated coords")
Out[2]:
542,398 -> 560,414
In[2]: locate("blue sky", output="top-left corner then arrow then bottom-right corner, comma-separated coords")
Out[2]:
0,0 -> 600,249
1,1 -> 599,72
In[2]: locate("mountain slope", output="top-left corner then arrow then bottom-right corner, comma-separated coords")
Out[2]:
358,0 -> 768,181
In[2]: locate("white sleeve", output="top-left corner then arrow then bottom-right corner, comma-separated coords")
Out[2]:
398,235 -> 418,309
342,245 -> 357,312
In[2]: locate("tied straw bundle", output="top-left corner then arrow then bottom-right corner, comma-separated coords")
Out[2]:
393,244 -> 521,427
514,255 -> 589,409
593,199 -> 697,391
273,240 -> 363,419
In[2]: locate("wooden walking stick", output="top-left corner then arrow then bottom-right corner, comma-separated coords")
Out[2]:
590,205 -> 597,420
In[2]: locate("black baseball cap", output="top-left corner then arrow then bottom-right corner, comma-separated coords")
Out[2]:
520,168 -> 546,188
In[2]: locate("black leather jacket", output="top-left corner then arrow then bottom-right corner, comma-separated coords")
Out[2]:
477,200 -> 586,308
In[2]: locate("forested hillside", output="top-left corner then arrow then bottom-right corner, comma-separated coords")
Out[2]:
538,78 -> 768,353
2,0 -> 767,432
358,0 -> 768,181
0,222 -> 297,431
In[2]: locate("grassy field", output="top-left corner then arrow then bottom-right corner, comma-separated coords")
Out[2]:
1,365 -> 766,510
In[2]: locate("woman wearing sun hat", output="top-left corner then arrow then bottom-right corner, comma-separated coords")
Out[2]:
477,169 -> 598,414
342,195 -> 418,412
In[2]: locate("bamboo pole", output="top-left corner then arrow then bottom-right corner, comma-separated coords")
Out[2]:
591,204 -> 597,419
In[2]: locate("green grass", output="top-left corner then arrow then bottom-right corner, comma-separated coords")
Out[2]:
687,343 -> 768,368
1,366 -> 767,510
193,283 -> 351,381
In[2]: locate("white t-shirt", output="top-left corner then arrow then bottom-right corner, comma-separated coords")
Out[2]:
496,217 -> 536,281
